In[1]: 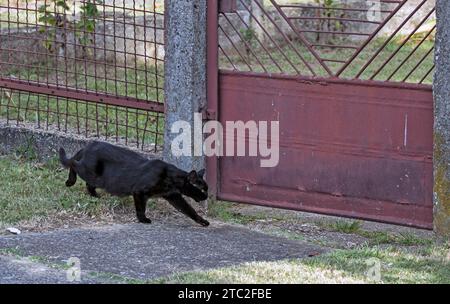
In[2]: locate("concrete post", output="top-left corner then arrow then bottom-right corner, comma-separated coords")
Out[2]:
163,0 -> 207,172
433,0 -> 450,237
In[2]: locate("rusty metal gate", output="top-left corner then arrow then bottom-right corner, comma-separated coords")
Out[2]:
0,0 -> 165,151
207,0 -> 435,228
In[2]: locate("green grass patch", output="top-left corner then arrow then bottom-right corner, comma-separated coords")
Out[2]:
316,219 -> 434,247
359,231 -> 434,247
87,271 -> 150,284
208,201 -> 281,225
155,244 -> 450,284
322,220 -> 363,234
0,155 -> 136,226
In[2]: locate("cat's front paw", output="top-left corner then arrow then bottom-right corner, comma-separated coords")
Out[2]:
138,217 -> 152,224
197,218 -> 210,227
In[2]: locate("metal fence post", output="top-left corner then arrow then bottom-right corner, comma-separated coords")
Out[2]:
163,0 -> 207,172
433,0 -> 450,237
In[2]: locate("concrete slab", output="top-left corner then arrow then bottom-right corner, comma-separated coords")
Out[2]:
0,222 -> 325,283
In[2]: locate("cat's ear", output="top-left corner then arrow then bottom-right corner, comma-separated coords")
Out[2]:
198,169 -> 206,179
187,170 -> 198,183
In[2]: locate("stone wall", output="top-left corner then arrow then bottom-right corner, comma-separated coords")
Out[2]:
0,121 -> 161,161
0,28 -> 48,74
0,13 -> 164,75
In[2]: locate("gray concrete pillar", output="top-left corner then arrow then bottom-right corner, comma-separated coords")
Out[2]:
163,0 -> 207,172
433,0 -> 450,237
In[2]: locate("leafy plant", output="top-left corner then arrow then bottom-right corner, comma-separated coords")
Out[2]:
240,28 -> 257,61
313,0 -> 345,43
76,0 -> 102,47
38,0 -> 102,54
38,0 -> 70,51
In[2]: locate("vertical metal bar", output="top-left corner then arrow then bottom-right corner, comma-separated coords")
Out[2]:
37,94 -> 41,128
56,96 -> 61,130
132,0 -> 139,148
113,0 -> 119,142
16,90 -> 21,126
122,1 -> 129,145
64,97 -> 69,132
153,0 -> 161,151
103,0 -> 109,141
207,0 -> 219,198
141,2 -> 150,150
72,1 -> 80,135
46,93 -> 49,130
91,0 -> 100,139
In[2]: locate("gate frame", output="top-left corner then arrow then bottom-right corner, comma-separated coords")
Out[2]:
206,0 -> 220,198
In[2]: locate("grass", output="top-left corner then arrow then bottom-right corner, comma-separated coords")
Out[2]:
0,154 -> 136,226
324,220 -> 363,234
315,218 -> 434,247
155,244 -> 450,284
207,200 -> 276,225
208,202 -> 436,247
359,231 -> 434,246
220,38 -> 435,84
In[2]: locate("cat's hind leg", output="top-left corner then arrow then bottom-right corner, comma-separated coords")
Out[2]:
163,193 -> 209,227
64,149 -> 83,187
86,183 -> 99,197
133,193 -> 152,224
65,168 -> 77,187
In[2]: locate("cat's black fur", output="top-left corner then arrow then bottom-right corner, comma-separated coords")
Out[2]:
59,141 -> 209,226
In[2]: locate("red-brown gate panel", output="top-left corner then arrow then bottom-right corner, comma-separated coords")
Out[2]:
207,0 -> 435,228
216,72 -> 433,229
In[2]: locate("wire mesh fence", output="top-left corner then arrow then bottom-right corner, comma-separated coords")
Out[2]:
0,0 -> 165,151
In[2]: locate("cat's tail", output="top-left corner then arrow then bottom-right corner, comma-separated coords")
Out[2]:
59,147 -> 72,168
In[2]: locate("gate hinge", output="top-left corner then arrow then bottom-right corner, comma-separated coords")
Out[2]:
219,0 -> 237,13
203,109 -> 217,120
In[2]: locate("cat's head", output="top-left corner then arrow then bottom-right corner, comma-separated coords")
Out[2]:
182,169 -> 208,202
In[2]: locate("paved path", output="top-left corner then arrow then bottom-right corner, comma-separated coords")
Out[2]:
0,222 -> 325,283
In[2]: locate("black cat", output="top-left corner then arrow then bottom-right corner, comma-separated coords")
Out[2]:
59,141 -> 209,226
